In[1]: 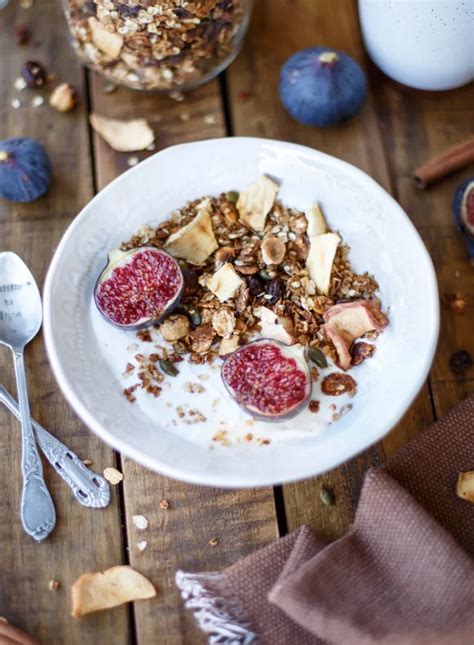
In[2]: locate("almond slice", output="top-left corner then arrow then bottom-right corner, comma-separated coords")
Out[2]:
165,198 -> 218,265
71,565 -> 156,617
305,203 -> 327,237
456,471 -> 474,502
89,113 -> 155,152
88,17 -> 123,58
236,175 -> 279,231
306,232 -> 340,295
206,263 -> 244,302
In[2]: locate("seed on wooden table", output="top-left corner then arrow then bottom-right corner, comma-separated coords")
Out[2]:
320,486 -> 335,506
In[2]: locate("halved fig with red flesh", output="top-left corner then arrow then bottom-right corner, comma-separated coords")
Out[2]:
94,247 -> 184,330
221,339 -> 311,421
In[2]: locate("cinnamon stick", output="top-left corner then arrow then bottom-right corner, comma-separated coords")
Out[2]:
413,135 -> 474,189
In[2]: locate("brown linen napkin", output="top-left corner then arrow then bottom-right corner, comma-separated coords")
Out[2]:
176,394 -> 474,644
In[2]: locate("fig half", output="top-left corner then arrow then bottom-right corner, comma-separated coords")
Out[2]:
94,247 -> 184,330
221,339 -> 311,421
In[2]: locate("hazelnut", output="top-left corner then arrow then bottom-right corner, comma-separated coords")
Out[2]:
215,246 -> 235,268
158,315 -> 190,342
49,83 -> 79,112
261,236 -> 286,265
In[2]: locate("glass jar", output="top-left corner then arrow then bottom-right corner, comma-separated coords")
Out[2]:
61,0 -> 253,92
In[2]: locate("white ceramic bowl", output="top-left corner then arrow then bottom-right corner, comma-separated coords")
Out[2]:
43,138 -> 439,488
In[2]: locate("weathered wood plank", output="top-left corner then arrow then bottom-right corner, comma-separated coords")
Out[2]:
226,0 -> 435,534
0,2 -> 130,644
88,77 -> 280,644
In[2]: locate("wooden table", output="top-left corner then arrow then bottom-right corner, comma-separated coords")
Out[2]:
0,1 -> 472,643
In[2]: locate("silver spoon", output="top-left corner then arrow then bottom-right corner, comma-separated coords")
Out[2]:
0,385 -> 110,508
0,252 -> 55,542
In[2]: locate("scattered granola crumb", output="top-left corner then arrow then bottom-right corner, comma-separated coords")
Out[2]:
310,366 -> 319,381
19,0 -> 33,8
257,438 -> 271,446
183,410 -> 207,424
208,537 -> 219,546
309,400 -> 320,413
123,384 -> 138,403
204,114 -> 217,125
127,156 -> 139,167
137,540 -> 147,551
322,373 -> 357,397
176,405 -> 186,418
127,343 -> 139,352
103,467 -> 124,485
244,419 -> 254,427
49,579 -> 61,591
123,362 -> 135,378
159,499 -> 170,510
14,76 -> 27,91
244,432 -> 254,442
198,373 -> 210,381
132,515 -> 148,530
136,329 -> 153,342
442,293 -> 467,314
213,430 -> 231,447
184,382 -> 206,394
169,91 -> 184,102
351,342 -> 375,366
11,98 -> 21,109
212,398 -> 221,408
180,111 -> 190,122
31,95 -> 44,108
82,459 -> 93,467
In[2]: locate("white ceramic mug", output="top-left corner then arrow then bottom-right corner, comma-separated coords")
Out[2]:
358,0 -> 474,91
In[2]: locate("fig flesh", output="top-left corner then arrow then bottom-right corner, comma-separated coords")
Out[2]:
221,339 -> 311,421
94,247 -> 184,330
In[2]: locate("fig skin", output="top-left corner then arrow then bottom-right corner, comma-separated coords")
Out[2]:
221,339 -> 311,422
279,47 -> 367,127
0,137 -> 52,202
453,176 -> 474,262
94,247 -> 184,331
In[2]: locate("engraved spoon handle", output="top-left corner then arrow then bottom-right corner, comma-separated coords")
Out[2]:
13,350 -> 56,542
0,385 -> 110,509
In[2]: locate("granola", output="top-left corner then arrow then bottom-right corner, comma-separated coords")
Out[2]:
62,0 -> 248,91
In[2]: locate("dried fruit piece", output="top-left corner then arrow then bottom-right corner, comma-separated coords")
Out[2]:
188,324 -> 215,354
95,248 -> 184,330
236,175 -> 279,231
222,340 -> 311,421
267,277 -> 286,304
218,335 -> 240,357
322,300 -> 387,370
165,199 -> 218,265
306,232 -> 340,294
21,60 -> 47,87
88,17 -> 124,58
449,350 -> 472,373
321,372 -> 357,396
305,203 -> 327,237
89,113 -> 155,152
351,341 -> 375,366
206,262 -> 244,302
258,306 -> 295,345
71,565 -> 156,617
261,236 -> 286,265
158,315 -> 190,341
309,400 -> 320,413
456,471 -> 474,502
49,83 -> 78,112
103,467 -> 124,485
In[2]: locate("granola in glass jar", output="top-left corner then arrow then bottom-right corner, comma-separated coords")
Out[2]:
61,0 -> 252,91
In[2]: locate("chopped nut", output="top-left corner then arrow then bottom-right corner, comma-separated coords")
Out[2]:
321,372 -> 357,396
49,83 -> 78,112
208,537 -> 219,546
215,246 -> 235,268
261,236 -> 286,265
184,382 -> 205,394
351,342 -> 375,366
309,400 -> 320,413
132,515 -> 148,530
49,579 -> 61,591
103,467 -> 124,485
158,315 -> 190,342
159,499 -> 170,510
456,471 -> 474,502
188,323 -> 215,354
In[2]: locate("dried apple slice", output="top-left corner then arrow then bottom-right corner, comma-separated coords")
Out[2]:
258,306 -> 295,345
71,565 -> 156,617
236,175 -> 279,231
89,113 -> 155,152
88,17 -> 124,58
305,203 -> 327,237
206,262 -> 244,302
165,198 -> 218,265
305,232 -> 340,295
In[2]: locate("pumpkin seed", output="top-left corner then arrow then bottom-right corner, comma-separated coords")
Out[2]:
188,308 -> 201,328
226,190 -> 239,203
159,359 -> 179,377
308,346 -> 328,369
320,486 -> 334,506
